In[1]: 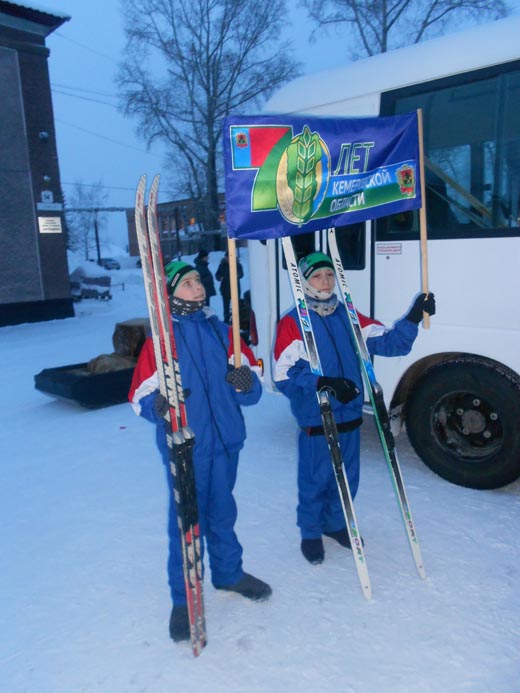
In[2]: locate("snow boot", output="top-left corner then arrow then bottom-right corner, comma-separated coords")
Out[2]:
169,605 -> 190,642
216,572 -> 272,601
301,538 -> 325,564
324,528 -> 364,549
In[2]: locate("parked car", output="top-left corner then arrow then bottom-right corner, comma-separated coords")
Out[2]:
99,257 -> 121,270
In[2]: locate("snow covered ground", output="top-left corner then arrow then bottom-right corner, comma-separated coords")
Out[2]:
1,251 -> 519,693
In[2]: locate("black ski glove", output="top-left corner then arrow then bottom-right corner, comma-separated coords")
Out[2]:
225,365 -> 254,393
317,376 -> 360,404
153,393 -> 169,419
153,389 -> 191,419
405,292 -> 436,324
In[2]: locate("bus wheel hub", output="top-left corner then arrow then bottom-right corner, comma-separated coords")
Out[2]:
460,409 -> 486,434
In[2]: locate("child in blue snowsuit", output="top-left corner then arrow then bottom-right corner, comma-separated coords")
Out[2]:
273,252 -> 435,565
130,260 -> 271,643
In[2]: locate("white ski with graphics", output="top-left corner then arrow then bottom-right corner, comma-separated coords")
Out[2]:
328,227 -> 426,580
281,235 -> 372,601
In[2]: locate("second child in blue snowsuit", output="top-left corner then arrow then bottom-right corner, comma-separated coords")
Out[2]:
129,261 -> 271,643
273,252 -> 435,565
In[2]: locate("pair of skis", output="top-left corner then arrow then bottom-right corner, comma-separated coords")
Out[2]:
135,175 -> 206,656
281,230 -> 425,602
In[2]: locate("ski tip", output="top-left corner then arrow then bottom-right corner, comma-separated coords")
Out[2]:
135,175 -> 147,207
136,175 -> 146,195
191,635 -> 208,657
417,565 -> 427,580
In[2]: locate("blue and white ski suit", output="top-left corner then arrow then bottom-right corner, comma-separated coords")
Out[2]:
130,308 -> 262,604
273,302 -> 417,539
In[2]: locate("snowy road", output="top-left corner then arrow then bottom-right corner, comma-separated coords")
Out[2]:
1,263 -> 519,692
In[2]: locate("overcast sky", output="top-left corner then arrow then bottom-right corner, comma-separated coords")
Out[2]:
36,0 -> 520,249
37,0 -> 362,248
42,2 -> 347,207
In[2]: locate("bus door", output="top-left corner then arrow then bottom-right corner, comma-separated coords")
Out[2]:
276,223 -> 372,319
327,222 -> 372,317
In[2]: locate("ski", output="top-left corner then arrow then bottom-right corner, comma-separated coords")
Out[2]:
135,175 -> 206,655
281,235 -> 372,601
328,227 -> 426,580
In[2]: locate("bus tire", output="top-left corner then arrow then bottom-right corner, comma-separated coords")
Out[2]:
405,357 -> 520,490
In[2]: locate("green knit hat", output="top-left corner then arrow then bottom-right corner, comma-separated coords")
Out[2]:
164,260 -> 197,294
298,252 -> 334,280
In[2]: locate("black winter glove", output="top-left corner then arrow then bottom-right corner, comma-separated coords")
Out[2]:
153,389 -> 191,419
317,376 -> 360,404
225,365 -> 254,393
405,292 -> 436,324
153,393 -> 169,419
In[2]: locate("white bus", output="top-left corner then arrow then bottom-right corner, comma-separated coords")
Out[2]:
247,17 -> 520,490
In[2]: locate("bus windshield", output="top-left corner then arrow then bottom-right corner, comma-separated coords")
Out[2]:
379,64 -> 520,240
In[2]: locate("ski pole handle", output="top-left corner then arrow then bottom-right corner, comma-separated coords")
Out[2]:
227,237 -> 242,367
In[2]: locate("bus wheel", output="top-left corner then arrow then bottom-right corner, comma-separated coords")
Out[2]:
405,357 -> 520,489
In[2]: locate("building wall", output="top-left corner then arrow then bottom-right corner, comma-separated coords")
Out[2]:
0,47 -> 41,303
0,13 -> 72,326
18,41 -> 70,301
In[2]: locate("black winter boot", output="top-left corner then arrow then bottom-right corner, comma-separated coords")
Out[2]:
169,605 -> 190,642
324,528 -> 364,549
215,572 -> 272,601
301,538 -> 325,564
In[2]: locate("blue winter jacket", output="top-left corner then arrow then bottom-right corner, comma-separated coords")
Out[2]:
129,308 -> 262,456
273,302 -> 418,427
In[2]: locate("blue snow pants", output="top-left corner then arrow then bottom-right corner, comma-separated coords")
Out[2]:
164,444 -> 244,605
297,428 -> 361,539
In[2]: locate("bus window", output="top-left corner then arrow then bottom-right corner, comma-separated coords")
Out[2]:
331,222 -> 365,270
279,223 -> 365,270
280,231 -> 315,269
378,63 -> 520,241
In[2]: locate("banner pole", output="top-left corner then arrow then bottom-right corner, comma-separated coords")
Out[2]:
227,236 -> 242,367
417,108 -> 430,329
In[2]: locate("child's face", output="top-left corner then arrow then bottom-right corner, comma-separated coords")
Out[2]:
174,271 -> 206,302
308,268 -> 335,293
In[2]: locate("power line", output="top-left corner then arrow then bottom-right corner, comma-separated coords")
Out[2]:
52,82 -> 116,98
65,207 -> 130,212
55,117 -> 163,158
61,181 -> 137,192
60,180 -> 178,197
53,30 -> 119,64
53,89 -> 119,108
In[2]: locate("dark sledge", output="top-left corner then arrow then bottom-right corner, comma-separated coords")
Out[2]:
34,361 -> 135,409
34,318 -> 150,409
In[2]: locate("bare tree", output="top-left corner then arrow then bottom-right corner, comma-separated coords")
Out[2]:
302,0 -> 509,57
65,180 -> 109,260
118,0 -> 300,230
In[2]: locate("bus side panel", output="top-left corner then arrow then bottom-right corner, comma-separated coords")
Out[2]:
372,236 -> 520,400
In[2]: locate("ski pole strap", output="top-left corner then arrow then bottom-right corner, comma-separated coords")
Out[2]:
302,418 -> 363,436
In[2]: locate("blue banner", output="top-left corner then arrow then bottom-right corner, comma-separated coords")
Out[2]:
222,113 -> 421,240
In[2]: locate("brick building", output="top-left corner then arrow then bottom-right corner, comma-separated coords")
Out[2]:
126,192 -> 227,262
0,1 -> 72,326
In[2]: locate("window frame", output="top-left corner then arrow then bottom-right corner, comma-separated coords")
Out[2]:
377,60 -> 520,242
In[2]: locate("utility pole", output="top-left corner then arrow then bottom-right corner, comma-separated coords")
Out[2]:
66,206 -> 130,264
